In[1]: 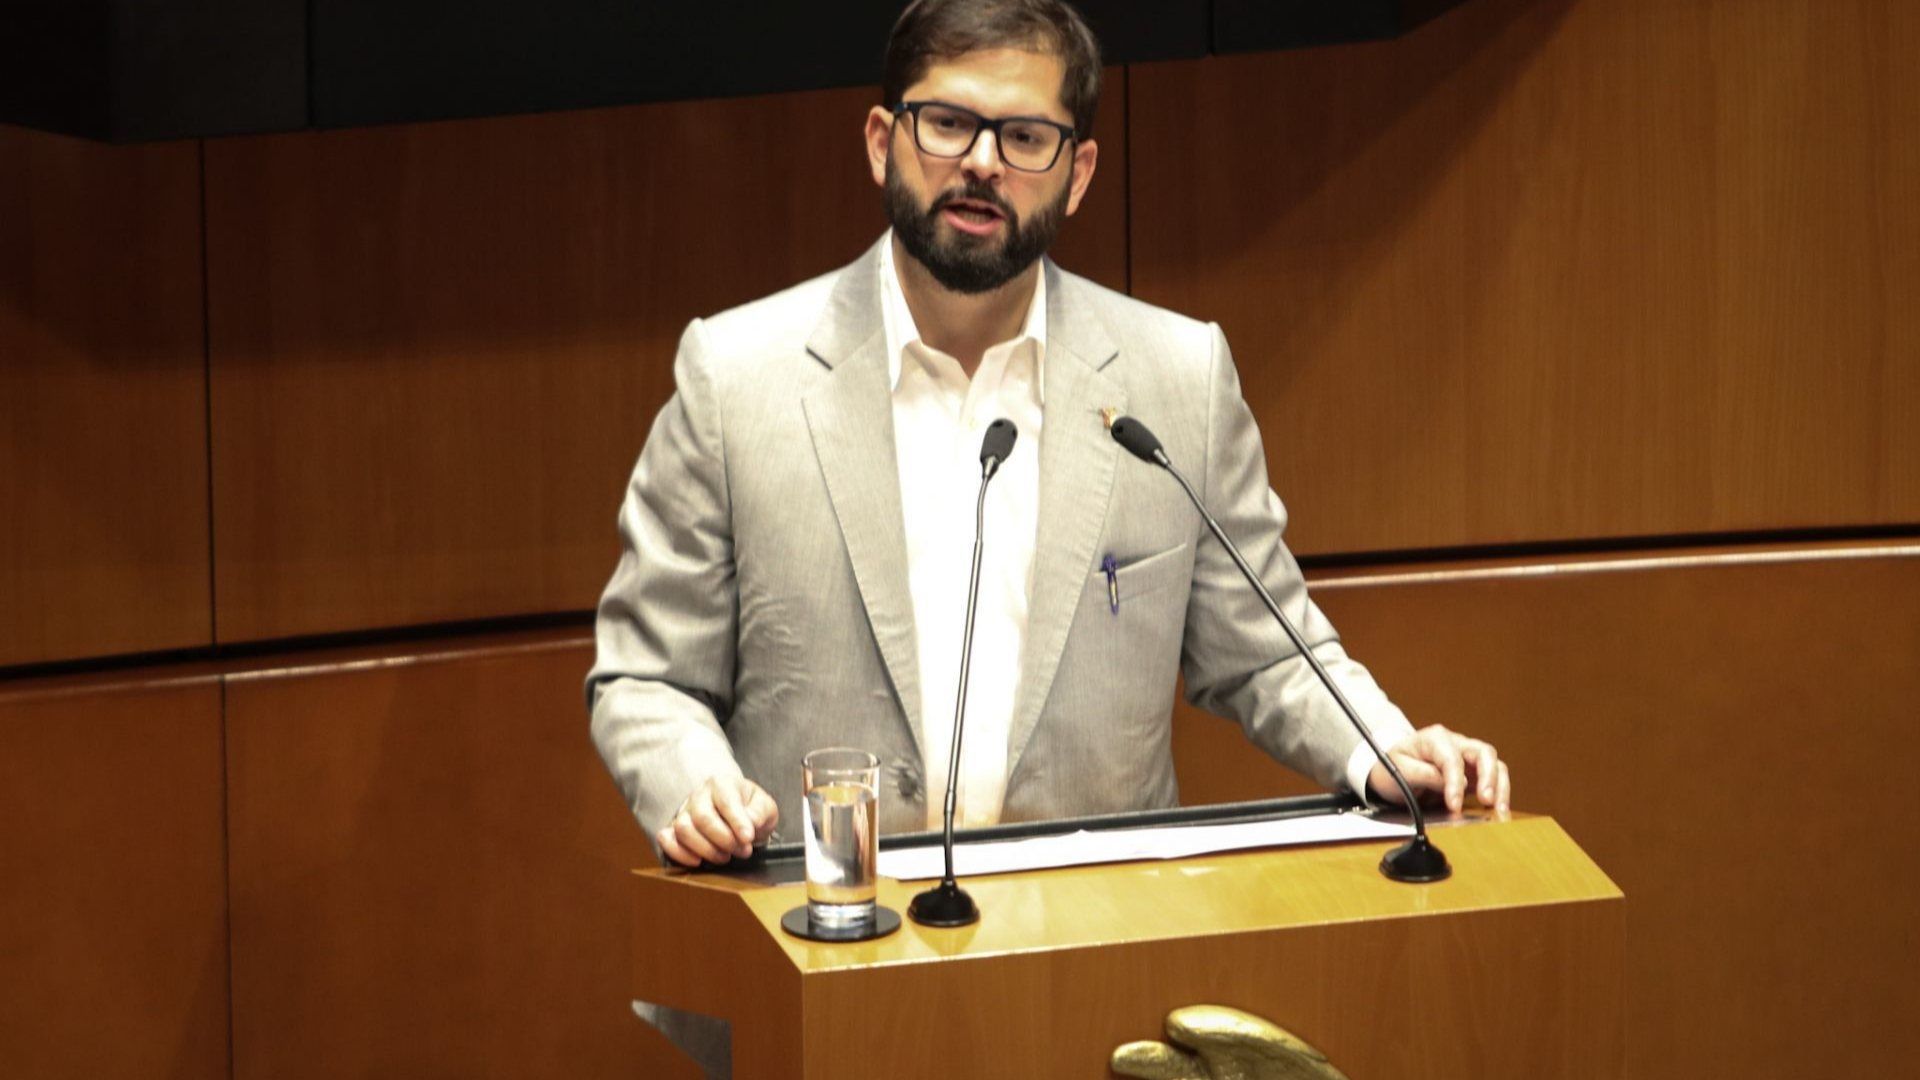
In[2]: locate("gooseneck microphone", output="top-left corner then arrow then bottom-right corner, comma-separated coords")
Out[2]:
1108,416 -> 1450,883
909,418 -> 1019,927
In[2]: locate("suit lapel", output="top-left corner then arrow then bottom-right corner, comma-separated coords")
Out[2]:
802,243 -> 925,756
799,251 -> 1125,778
1006,265 -> 1123,780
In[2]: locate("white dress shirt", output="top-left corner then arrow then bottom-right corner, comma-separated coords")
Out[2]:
881,238 -> 1046,828
880,239 -> 1387,824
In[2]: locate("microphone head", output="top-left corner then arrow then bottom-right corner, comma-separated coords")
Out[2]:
1109,416 -> 1164,464
980,418 -> 1018,466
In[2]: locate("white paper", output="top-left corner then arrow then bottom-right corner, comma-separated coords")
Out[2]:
878,812 -> 1414,881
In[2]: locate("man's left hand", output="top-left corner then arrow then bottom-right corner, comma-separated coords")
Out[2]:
1367,724 -> 1511,813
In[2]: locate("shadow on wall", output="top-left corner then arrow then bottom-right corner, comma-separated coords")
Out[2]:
0,126 -> 204,364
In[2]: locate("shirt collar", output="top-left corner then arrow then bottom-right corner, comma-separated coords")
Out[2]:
879,231 -> 1048,396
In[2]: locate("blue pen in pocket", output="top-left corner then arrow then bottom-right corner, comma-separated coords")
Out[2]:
1102,553 -> 1119,614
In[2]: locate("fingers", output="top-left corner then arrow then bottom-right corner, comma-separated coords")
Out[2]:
1384,725 -> 1512,815
654,826 -> 696,867
707,781 -> 758,857
1371,754 -> 1442,806
673,805 -> 732,864
1460,739 -> 1506,812
662,784 -> 742,867
1394,755 -> 1444,793
657,777 -> 781,868
655,821 -> 708,868
689,783 -> 753,860
738,779 -> 780,843
1416,725 -> 1468,812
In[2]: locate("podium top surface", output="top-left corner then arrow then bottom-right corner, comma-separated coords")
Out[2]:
634,813 -> 1619,977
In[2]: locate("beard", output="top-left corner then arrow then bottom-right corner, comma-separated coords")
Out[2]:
884,158 -> 1069,295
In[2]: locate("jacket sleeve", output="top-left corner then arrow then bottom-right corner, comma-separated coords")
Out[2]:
1178,324 -> 1416,794
585,318 -> 746,837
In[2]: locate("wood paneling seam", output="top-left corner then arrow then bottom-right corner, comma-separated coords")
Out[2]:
1311,545 -> 1920,591
220,635 -> 593,684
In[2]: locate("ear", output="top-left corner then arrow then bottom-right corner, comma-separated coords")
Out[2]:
1063,137 -> 1099,217
864,106 -> 896,188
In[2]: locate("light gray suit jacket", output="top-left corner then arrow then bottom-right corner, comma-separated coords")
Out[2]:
587,237 -> 1413,842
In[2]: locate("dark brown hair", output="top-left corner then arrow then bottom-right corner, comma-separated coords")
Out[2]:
882,0 -> 1103,135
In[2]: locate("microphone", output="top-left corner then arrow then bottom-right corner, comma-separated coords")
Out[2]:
1108,416 -> 1165,466
980,417 -> 1017,475
1108,416 -> 1450,883
909,418 -> 1018,926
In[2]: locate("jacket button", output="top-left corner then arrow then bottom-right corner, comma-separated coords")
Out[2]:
888,759 -> 924,802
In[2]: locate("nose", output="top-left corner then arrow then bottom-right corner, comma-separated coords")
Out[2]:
962,127 -> 1006,183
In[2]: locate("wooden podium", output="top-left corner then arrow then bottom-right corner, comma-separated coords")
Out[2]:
632,814 -> 1622,1077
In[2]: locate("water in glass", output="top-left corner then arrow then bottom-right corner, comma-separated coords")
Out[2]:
804,778 -> 878,927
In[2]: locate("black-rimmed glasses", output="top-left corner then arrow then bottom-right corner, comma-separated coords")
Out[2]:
892,100 -> 1077,173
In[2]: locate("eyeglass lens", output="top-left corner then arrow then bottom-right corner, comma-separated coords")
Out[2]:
913,104 -> 1065,172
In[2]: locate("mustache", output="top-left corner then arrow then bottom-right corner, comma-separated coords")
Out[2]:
929,182 -> 1016,221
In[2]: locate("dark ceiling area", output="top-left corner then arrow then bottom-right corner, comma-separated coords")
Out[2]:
1,1 -> 1468,143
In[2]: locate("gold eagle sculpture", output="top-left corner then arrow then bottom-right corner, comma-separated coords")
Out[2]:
1111,1004 -> 1351,1080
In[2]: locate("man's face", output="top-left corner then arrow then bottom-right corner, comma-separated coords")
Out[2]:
865,48 -> 1099,294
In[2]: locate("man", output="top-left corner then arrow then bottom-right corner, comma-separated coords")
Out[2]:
589,0 -> 1509,875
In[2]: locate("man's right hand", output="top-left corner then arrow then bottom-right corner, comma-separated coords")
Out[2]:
656,776 -> 780,867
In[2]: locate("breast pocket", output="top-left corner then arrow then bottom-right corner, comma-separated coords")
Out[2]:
1060,542 -> 1193,749
1098,543 -> 1193,603
1080,542 -> 1193,663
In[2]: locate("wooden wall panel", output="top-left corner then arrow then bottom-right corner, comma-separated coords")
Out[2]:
223,635 -> 700,1078
0,126 -> 210,667
1049,64 -> 1129,291
0,675 -> 229,1078
1131,0 -> 1920,555
204,73 -> 1126,644
1174,545 -> 1920,1079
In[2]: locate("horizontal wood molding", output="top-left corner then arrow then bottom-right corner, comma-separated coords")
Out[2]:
1131,0 -> 1920,555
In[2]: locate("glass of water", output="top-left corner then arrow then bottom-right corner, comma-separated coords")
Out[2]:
802,747 -> 880,929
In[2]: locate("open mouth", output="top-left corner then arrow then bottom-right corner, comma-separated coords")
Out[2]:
938,197 -> 1008,235
944,199 -> 1003,223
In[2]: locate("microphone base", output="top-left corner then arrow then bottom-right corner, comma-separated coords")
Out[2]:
1380,835 -> 1452,883
907,880 -> 980,927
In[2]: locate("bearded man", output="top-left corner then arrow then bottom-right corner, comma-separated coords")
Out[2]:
588,0 -> 1509,876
